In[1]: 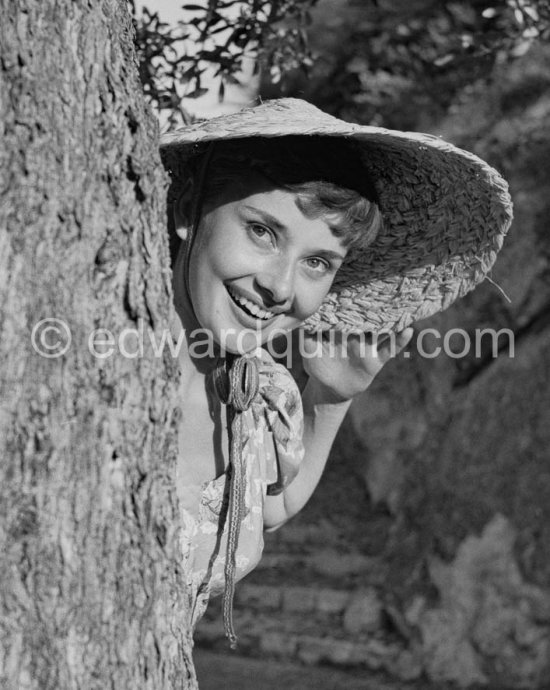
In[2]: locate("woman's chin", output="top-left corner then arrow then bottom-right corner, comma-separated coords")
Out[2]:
215,329 -> 264,356
193,311 -> 303,357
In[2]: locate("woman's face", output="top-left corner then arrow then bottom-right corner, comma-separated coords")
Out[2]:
184,175 -> 347,353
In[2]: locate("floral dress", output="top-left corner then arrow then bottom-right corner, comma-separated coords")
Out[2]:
179,349 -> 305,632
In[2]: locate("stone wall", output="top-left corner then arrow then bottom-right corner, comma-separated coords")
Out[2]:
347,43 -> 550,687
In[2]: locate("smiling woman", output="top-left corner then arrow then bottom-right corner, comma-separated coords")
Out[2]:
178,178 -> 352,351
167,133 -> 386,641
160,98 -> 513,647
172,134 -> 382,354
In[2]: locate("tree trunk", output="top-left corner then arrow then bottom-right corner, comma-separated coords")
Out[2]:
0,1 -> 196,687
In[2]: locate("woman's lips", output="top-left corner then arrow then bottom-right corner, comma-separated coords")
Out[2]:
227,286 -> 275,321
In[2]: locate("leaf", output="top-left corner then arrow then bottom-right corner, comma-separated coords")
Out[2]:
514,8 -> 525,24
186,86 -> 209,98
208,23 -> 232,35
523,5 -> 539,22
433,53 -> 454,67
225,73 -> 241,85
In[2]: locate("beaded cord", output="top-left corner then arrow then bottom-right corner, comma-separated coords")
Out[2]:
212,355 -> 260,648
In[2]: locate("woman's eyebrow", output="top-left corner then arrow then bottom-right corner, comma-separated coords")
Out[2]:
317,248 -> 347,261
242,205 -> 286,231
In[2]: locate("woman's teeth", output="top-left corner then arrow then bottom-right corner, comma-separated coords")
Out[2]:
228,288 -> 274,321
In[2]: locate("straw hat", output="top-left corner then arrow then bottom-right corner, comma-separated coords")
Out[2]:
160,98 -> 513,334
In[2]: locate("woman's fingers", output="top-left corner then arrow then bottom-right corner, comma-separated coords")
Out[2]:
376,327 -> 414,362
302,327 -> 414,364
396,327 -> 414,351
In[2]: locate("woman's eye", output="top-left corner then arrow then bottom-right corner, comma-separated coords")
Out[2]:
248,223 -> 273,243
305,257 -> 330,273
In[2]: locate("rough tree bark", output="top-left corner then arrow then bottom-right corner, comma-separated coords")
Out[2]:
0,0 -> 196,687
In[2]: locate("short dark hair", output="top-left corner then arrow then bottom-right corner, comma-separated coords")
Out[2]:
166,135 -> 383,262
200,136 -> 382,253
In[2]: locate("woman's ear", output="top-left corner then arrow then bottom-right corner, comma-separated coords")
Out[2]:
173,196 -> 190,242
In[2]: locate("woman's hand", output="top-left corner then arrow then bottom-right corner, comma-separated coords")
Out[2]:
264,326 -> 413,529
301,328 -> 414,403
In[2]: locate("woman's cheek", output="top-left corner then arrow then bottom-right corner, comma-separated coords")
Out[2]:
294,278 -> 331,321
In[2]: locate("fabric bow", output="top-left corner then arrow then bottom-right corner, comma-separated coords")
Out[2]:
212,352 -> 304,647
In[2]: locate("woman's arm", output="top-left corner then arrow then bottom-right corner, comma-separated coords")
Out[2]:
263,328 -> 413,530
263,377 -> 351,530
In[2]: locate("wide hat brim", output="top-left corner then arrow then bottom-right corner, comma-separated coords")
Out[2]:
160,98 -> 513,334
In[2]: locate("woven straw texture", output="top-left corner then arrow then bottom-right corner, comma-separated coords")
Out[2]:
161,98 -> 513,334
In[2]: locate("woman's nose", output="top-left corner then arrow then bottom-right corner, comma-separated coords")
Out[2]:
255,258 -> 295,306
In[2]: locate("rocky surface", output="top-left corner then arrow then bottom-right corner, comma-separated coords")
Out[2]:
194,648 -> 441,690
